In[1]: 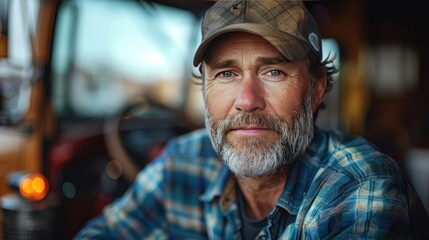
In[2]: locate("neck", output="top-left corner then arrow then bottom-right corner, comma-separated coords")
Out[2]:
236,168 -> 288,220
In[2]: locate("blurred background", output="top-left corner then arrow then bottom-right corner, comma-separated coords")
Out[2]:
0,0 -> 428,239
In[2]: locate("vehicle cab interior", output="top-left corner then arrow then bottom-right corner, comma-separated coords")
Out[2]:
1,0 -> 429,239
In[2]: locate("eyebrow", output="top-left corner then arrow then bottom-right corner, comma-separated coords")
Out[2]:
212,59 -> 236,69
255,56 -> 288,65
210,56 -> 288,69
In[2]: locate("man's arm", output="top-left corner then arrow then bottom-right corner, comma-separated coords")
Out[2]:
73,216 -> 116,240
73,156 -> 169,239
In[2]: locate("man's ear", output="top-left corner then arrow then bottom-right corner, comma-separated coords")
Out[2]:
312,73 -> 327,112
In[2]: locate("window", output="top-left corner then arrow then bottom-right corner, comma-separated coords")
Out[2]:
51,0 -> 200,119
0,0 -> 41,123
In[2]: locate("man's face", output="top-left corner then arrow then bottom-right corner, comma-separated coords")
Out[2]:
202,32 -> 320,177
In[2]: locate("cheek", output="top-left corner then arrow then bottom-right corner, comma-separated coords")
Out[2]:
266,84 -> 306,118
205,83 -> 235,120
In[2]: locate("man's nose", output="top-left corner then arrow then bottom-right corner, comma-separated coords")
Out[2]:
233,76 -> 266,112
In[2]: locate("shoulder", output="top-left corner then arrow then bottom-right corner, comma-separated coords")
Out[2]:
315,128 -> 406,184
156,128 -> 222,180
163,128 -> 217,158
300,129 -> 417,238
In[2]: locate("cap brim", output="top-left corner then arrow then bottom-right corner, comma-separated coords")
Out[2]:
193,22 -> 312,67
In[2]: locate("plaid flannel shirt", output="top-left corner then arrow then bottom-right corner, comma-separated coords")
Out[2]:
74,127 -> 427,239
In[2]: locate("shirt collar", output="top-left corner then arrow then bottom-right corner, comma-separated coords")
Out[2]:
200,164 -> 232,201
276,127 -> 326,215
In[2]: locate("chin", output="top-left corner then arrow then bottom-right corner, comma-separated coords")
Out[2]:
227,132 -> 278,147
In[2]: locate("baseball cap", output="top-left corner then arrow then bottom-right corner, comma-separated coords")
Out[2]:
193,0 -> 322,67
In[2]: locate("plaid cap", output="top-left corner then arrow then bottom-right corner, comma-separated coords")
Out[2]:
193,0 -> 322,67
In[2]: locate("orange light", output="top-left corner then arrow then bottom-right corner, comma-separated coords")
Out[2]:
18,173 -> 49,201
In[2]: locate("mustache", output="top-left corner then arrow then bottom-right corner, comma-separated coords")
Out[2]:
217,112 -> 286,133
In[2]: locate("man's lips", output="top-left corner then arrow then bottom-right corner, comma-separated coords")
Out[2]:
229,126 -> 274,136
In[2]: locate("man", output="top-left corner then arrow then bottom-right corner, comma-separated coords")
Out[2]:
75,0 -> 429,239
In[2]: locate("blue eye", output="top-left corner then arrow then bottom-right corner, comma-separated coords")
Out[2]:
269,70 -> 282,76
220,71 -> 233,77
212,70 -> 237,83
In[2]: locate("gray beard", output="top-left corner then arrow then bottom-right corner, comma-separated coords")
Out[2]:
205,90 -> 314,178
